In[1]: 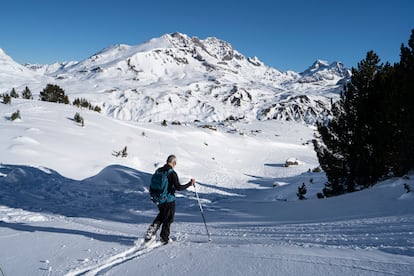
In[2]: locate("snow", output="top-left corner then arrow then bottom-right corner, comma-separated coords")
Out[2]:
0,32 -> 412,275
1,33 -> 350,125
1,99 -> 413,275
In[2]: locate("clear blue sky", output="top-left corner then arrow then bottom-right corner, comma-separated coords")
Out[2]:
0,0 -> 413,71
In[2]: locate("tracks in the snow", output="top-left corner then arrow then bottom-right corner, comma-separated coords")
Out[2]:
65,239 -> 164,276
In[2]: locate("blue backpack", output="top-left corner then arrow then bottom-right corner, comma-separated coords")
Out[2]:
149,168 -> 174,204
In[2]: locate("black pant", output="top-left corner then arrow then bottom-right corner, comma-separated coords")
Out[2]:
153,201 -> 175,241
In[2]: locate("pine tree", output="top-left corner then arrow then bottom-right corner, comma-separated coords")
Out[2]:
121,146 -> 128,157
394,29 -> 414,175
40,84 -> 69,104
11,110 -> 21,121
93,105 -> 102,113
1,93 -> 11,104
22,86 -> 33,99
73,97 -> 101,112
73,98 -> 91,108
297,183 -> 307,200
404,183 -> 412,193
366,63 -> 396,180
10,88 -> 19,98
314,51 -> 384,196
313,102 -> 348,196
74,112 -> 84,126
348,51 -> 384,188
315,30 -> 414,197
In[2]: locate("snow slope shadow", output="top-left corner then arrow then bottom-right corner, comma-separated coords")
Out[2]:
0,164 -> 290,225
0,221 -> 136,246
264,163 -> 286,168
0,164 -> 259,225
0,164 -> 173,223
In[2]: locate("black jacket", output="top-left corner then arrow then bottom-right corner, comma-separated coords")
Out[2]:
158,164 -> 192,196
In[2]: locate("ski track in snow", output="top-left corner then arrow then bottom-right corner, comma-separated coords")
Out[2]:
65,239 -> 164,276
57,215 -> 414,275
210,216 -> 414,254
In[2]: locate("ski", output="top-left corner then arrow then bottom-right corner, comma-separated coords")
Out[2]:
65,239 -> 166,276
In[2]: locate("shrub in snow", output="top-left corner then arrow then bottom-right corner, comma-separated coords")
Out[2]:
113,146 -> 128,158
161,120 -> 168,127
73,98 -> 102,113
73,98 -> 90,108
201,124 -> 217,131
404,183 -> 411,193
93,105 -> 102,113
121,146 -> 128,157
21,86 -> 33,99
10,88 -> 19,98
317,192 -> 325,199
312,166 -> 322,173
11,110 -> 21,121
297,183 -> 307,200
40,84 -> 69,104
74,112 -> 84,126
1,93 -> 11,104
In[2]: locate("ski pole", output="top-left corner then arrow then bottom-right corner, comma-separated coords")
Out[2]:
194,183 -> 211,242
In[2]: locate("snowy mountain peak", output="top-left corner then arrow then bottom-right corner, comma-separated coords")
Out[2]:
0,48 -> 45,89
305,59 -> 330,73
165,32 -> 193,48
155,32 -> 237,62
0,48 -> 13,62
3,33 -> 351,124
200,36 -> 235,61
299,59 -> 351,84
0,48 -> 5,56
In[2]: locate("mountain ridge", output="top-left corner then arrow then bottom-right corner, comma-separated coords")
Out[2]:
0,32 -> 350,124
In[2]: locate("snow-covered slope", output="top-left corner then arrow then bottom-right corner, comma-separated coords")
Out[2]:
0,49 -> 52,91
25,61 -> 79,76
1,99 -> 413,275
1,33 -> 350,124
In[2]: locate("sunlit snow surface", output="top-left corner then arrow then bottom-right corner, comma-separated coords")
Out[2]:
1,33 -> 350,125
0,99 -> 413,275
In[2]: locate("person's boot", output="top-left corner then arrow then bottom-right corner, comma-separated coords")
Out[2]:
144,223 -> 159,242
160,237 -> 169,245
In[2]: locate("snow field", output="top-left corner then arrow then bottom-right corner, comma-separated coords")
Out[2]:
0,99 -> 413,275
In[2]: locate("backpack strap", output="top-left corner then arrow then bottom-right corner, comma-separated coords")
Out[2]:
165,168 -> 174,191
165,168 -> 176,202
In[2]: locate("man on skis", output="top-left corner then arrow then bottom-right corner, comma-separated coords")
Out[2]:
145,154 -> 195,244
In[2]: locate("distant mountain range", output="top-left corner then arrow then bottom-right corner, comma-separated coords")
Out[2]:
0,32 -> 351,124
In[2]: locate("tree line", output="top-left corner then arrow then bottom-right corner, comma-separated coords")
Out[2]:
1,84 -> 102,126
314,29 -> 414,197
1,84 -> 101,112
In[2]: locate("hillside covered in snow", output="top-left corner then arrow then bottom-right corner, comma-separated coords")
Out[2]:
1,33 -> 350,124
2,32 -> 413,276
0,98 -> 413,275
